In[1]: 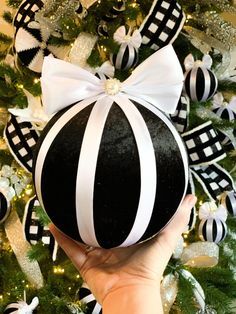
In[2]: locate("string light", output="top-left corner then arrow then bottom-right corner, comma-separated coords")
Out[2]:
53,266 -> 65,274
0,295 -> 3,301
34,78 -> 40,84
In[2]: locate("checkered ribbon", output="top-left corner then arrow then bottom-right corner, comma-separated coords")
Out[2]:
23,196 -> 58,260
139,0 -> 185,51
170,95 -> 189,133
4,114 -> 39,173
182,122 -> 235,200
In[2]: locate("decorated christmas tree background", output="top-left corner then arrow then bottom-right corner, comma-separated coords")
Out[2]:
0,0 -> 236,313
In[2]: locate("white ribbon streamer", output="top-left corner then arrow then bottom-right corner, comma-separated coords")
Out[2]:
41,44 -> 184,115
199,201 -> 228,222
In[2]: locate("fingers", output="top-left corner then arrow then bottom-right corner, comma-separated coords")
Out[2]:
49,224 -> 87,269
155,194 -> 197,260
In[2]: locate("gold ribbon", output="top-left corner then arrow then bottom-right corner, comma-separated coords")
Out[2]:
4,210 -> 44,289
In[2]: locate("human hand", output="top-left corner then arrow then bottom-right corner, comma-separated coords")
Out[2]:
49,194 -> 197,313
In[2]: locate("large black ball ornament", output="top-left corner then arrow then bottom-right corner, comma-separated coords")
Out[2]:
33,100 -> 188,248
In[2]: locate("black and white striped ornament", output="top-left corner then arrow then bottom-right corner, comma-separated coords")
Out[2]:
139,0 -> 185,51
97,1 -> 126,37
184,54 -> 218,102
110,26 -> 141,70
0,190 -> 10,224
78,283 -> 102,314
212,93 -> 236,121
198,218 -> 227,244
224,191 -> 236,216
33,97 -> 188,249
4,297 -> 39,314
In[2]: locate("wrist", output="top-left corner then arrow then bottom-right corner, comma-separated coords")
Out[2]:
102,282 -> 163,314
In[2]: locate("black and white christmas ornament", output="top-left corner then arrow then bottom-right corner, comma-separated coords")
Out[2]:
4,297 -> 39,314
13,0 -> 68,73
0,190 -> 10,224
184,54 -> 218,102
33,45 -> 188,249
211,93 -> 236,151
212,93 -> 236,121
97,0 -> 126,37
78,283 -> 102,314
224,190 -> 236,216
139,0 -> 185,51
110,26 -> 141,70
198,218 -> 227,244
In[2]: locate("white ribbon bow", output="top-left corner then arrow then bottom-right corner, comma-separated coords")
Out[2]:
18,297 -> 39,314
199,201 -> 228,221
184,53 -> 213,71
113,25 -> 142,49
41,45 -> 184,115
212,92 -> 236,113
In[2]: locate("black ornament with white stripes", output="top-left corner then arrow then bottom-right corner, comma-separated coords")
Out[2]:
139,0 -> 185,51
33,100 -> 188,249
199,218 -> 227,244
78,283 -> 102,314
184,66 -> 218,102
225,191 -> 236,216
4,114 -> 39,173
111,44 -> 138,70
97,1 -> 126,37
0,191 -> 10,224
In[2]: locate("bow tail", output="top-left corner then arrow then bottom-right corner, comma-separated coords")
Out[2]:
191,164 -> 235,200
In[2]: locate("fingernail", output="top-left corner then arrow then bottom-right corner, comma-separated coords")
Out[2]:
186,195 -> 197,207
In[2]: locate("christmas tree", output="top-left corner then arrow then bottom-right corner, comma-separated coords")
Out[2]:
0,0 -> 236,313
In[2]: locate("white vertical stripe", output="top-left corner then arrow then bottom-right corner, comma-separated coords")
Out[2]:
201,68 -> 210,101
34,96 -> 99,213
114,95 -> 157,247
81,294 -> 96,304
76,97 -> 113,247
215,219 -> 223,244
92,303 -> 102,314
189,67 -> 198,101
206,219 -> 213,242
127,95 -> 189,198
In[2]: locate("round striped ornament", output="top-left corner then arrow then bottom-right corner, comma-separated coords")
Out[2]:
212,106 -> 236,121
0,190 -> 10,224
33,98 -> 188,249
198,218 -> 227,244
225,191 -> 236,216
184,67 -> 218,102
110,44 -> 138,70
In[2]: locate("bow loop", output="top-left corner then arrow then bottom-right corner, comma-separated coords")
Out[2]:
41,45 -> 184,115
